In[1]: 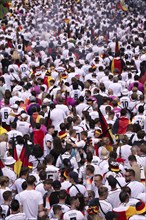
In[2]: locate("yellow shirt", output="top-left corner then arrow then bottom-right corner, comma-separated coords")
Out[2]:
0,126 -> 7,135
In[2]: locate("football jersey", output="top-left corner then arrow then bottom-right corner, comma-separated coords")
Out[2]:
20,63 -> 30,78
49,203 -> 70,219
63,209 -> 85,220
16,120 -> 32,135
45,165 -> 59,181
132,114 -> 145,128
0,106 -> 11,123
120,96 -> 130,109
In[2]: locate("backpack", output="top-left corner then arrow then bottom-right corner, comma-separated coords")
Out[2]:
59,154 -> 72,169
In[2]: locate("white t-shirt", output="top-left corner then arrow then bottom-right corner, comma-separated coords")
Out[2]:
63,209 -> 85,220
45,165 -> 59,181
0,187 -> 11,205
116,144 -> 132,166
12,177 -> 26,193
7,130 -> 23,142
35,182 -> 46,196
16,120 -> 32,136
5,212 -> 26,220
68,184 -> 88,197
50,108 -> 66,131
137,192 -> 146,203
129,215 -> 146,220
120,96 -> 130,109
108,82 -> 122,97
107,188 -> 121,208
127,181 -> 145,198
56,152 -> 78,170
0,106 -> 11,123
15,189 -> 43,219
56,104 -> 69,116
2,167 -> 16,188
76,103 -> 88,117
49,203 -> 70,219
43,133 -> 53,156
99,200 -> 112,218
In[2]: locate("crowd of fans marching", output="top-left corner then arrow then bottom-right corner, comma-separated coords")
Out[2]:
0,0 -> 146,219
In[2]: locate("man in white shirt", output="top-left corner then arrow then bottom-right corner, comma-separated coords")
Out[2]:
67,171 -> 88,198
7,122 -> 23,142
45,154 -> 59,181
75,96 -> 88,118
12,167 -> 29,194
0,100 -> 11,127
43,125 -> 54,157
16,113 -> 32,136
98,186 -> 112,218
108,76 -> 122,97
125,169 -> 145,198
15,175 -> 43,219
63,196 -> 85,220
56,144 -> 78,170
5,199 -> 26,220
2,156 -> 16,189
50,103 -> 66,132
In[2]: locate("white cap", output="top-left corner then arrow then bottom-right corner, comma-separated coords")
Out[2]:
21,113 -> 28,118
122,89 -> 129,96
4,156 -> 16,165
11,104 -> 18,109
43,98 -> 51,104
56,67 -> 66,72
13,85 -> 23,92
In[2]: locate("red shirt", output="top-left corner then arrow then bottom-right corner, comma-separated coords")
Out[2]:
33,129 -> 45,151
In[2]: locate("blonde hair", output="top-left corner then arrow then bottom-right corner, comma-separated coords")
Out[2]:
0,133 -> 8,142
88,214 -> 104,220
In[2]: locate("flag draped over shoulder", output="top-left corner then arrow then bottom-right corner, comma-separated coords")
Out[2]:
111,38 -> 123,73
98,108 -> 114,145
14,147 -> 29,176
115,38 -> 120,55
117,0 -> 128,12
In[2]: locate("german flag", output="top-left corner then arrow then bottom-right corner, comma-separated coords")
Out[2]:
98,108 -> 114,145
111,38 -> 122,73
115,37 -> 120,55
117,0 -> 128,12
14,147 -> 29,176
112,117 -> 130,135
113,206 -> 136,220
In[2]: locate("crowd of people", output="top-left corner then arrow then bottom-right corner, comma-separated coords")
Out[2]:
0,0 -> 146,219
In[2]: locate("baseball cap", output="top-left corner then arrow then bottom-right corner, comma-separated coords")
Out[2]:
116,158 -> 125,163
89,198 -> 99,206
110,161 -> 120,172
105,211 -> 119,220
52,180 -> 61,189
69,171 -> 78,183
21,113 -> 28,119
122,89 -> 129,96
11,104 -> 18,109
29,96 -> 36,102
42,98 -> 51,104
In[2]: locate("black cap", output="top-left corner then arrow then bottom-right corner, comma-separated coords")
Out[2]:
52,180 -> 61,189
69,171 -> 78,183
105,211 -> 119,220
89,198 -> 99,207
